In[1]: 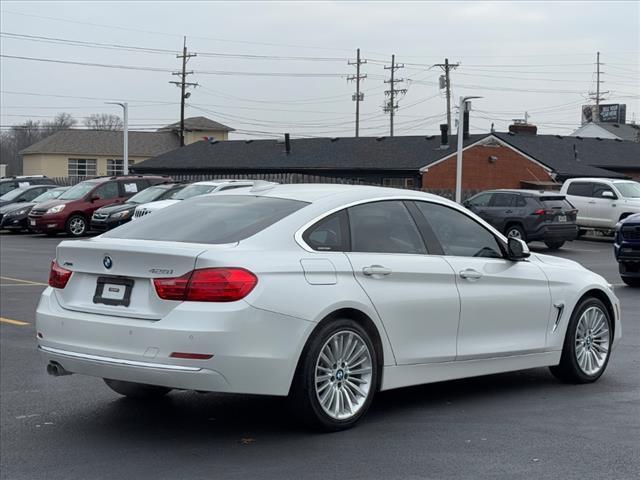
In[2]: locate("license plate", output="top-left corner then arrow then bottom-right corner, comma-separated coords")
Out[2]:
93,276 -> 134,307
557,215 -> 567,222
30,219 -> 36,226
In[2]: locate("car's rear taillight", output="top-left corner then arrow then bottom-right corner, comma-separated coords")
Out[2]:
49,260 -> 72,289
533,209 -> 553,215
153,268 -> 257,302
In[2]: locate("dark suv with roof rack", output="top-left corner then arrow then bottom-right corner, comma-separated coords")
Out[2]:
464,189 -> 579,250
28,175 -> 170,237
614,213 -> 640,287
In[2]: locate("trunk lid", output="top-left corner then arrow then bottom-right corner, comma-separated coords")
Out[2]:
54,238 -> 236,319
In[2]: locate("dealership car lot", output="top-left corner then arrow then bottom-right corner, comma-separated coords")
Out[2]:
1,233 -> 638,479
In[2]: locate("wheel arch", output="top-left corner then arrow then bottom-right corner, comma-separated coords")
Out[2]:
576,288 -> 616,340
290,307 -> 386,393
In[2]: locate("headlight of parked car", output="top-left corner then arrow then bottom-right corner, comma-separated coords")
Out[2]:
110,210 -> 132,220
46,205 -> 65,214
8,208 -> 29,216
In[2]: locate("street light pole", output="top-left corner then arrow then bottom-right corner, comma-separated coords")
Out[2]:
105,102 -> 129,175
455,95 -> 482,203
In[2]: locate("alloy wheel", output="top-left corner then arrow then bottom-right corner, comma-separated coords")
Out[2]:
69,217 -> 86,236
507,228 -> 522,239
574,306 -> 610,376
314,330 -> 373,420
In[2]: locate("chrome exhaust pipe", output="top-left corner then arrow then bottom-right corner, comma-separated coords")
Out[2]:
46,362 -> 72,377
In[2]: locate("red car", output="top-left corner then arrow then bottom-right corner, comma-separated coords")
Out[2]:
28,175 -> 170,237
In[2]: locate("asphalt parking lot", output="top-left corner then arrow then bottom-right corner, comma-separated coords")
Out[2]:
1,233 -> 638,480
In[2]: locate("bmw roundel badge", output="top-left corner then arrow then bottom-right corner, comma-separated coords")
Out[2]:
103,255 -> 113,269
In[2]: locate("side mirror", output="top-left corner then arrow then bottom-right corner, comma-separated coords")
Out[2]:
601,191 -> 616,199
89,194 -> 100,202
507,237 -> 530,261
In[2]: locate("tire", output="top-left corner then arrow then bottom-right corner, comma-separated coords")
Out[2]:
576,229 -> 587,238
505,224 -> 526,242
621,276 -> 640,287
103,378 -> 172,399
549,297 -> 612,384
65,214 -> 87,237
544,240 -> 565,250
291,318 -> 379,431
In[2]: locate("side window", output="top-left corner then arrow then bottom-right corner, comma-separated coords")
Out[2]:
303,211 -> 348,251
468,192 -> 492,207
490,193 -> 515,207
566,182 -> 593,197
415,202 -> 503,258
23,188 -> 45,201
592,183 -> 616,198
348,201 -> 426,254
93,182 -> 120,200
516,195 -> 527,207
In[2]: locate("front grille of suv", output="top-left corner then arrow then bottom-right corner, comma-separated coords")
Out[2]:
621,225 -> 640,241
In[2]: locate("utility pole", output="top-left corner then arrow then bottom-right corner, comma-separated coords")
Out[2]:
170,36 -> 198,146
383,54 -> 406,136
588,51 -> 608,123
347,48 -> 367,137
105,102 -> 128,174
433,58 -> 459,134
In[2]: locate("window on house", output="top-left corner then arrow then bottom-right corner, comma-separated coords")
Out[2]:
382,178 -> 416,189
68,159 -> 97,177
106,159 -> 135,176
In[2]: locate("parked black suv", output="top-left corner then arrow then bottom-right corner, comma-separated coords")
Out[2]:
0,175 -> 53,196
464,189 -> 579,250
614,213 -> 640,287
90,182 -> 187,232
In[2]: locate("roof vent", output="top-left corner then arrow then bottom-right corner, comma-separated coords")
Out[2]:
376,136 -> 385,141
555,135 -> 563,139
244,139 -> 254,144
330,137 -> 340,142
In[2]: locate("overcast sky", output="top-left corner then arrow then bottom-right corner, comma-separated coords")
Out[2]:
1,1 -> 638,139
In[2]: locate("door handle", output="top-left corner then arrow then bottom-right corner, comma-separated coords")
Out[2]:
459,268 -> 483,280
363,265 -> 392,276
588,201 -> 596,204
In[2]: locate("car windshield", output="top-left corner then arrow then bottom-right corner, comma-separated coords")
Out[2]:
614,182 -> 640,198
127,185 -> 167,204
0,183 -> 17,195
0,188 -> 29,201
104,195 -> 308,244
32,189 -> 65,203
58,182 -> 97,200
171,184 -> 216,200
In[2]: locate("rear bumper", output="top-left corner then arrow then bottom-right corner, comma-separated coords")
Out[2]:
528,224 -> 579,242
36,287 -> 314,396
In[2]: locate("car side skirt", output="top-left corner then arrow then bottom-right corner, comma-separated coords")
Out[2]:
381,351 -> 561,391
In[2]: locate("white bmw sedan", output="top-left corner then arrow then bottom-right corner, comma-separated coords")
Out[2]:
37,184 -> 621,430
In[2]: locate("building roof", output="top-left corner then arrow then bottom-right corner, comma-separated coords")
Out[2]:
572,122 -> 640,142
494,132 -> 638,177
133,134 -> 486,173
20,130 -> 180,157
158,116 -> 235,133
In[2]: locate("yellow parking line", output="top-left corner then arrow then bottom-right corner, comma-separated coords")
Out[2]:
0,276 -> 47,286
0,317 -> 30,326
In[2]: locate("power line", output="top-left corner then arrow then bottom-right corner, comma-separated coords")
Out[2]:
169,37 -> 198,146
383,55 -> 407,136
347,48 -> 367,137
433,58 -> 459,134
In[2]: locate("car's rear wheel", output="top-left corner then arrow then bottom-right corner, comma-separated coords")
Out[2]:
103,379 -> 172,399
292,319 -> 378,431
621,276 -> 640,287
65,214 -> 87,237
549,297 -> 612,383
505,224 -> 526,242
544,240 -> 565,250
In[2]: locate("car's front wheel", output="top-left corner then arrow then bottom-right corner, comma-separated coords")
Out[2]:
544,240 -> 565,250
549,297 -> 612,383
65,214 -> 87,237
103,379 -> 172,399
292,319 -> 378,431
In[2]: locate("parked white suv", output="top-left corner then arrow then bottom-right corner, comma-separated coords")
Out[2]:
131,179 -> 255,219
560,178 -> 640,234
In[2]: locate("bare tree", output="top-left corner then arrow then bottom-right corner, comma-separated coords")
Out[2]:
84,113 -> 123,131
43,112 -> 77,134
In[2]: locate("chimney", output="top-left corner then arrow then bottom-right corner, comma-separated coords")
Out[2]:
439,124 -> 449,148
284,133 -> 291,154
508,119 -> 537,135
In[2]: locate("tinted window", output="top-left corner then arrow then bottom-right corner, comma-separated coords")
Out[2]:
127,185 -> 167,204
104,195 -> 308,244
415,202 -> 503,258
490,193 -> 516,207
23,188 -> 47,201
1,188 -> 29,201
516,196 -> 527,207
592,183 -> 616,198
304,212 -> 347,251
348,201 -> 426,254
539,196 -> 574,210
468,192 -> 492,207
567,182 -> 592,197
0,182 -> 18,195
94,182 -> 120,200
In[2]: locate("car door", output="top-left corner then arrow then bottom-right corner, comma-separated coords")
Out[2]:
344,200 -> 460,364
486,193 -> 517,232
565,181 -> 594,225
590,182 -> 619,228
413,201 -> 552,360
89,181 -> 121,213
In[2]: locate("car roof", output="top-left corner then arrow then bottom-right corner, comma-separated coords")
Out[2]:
482,189 -> 564,197
191,179 -> 255,186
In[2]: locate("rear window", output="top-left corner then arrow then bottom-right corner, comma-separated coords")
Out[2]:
104,195 -> 308,244
539,197 -> 574,209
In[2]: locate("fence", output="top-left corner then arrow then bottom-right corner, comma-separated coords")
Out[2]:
50,175 -> 480,201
